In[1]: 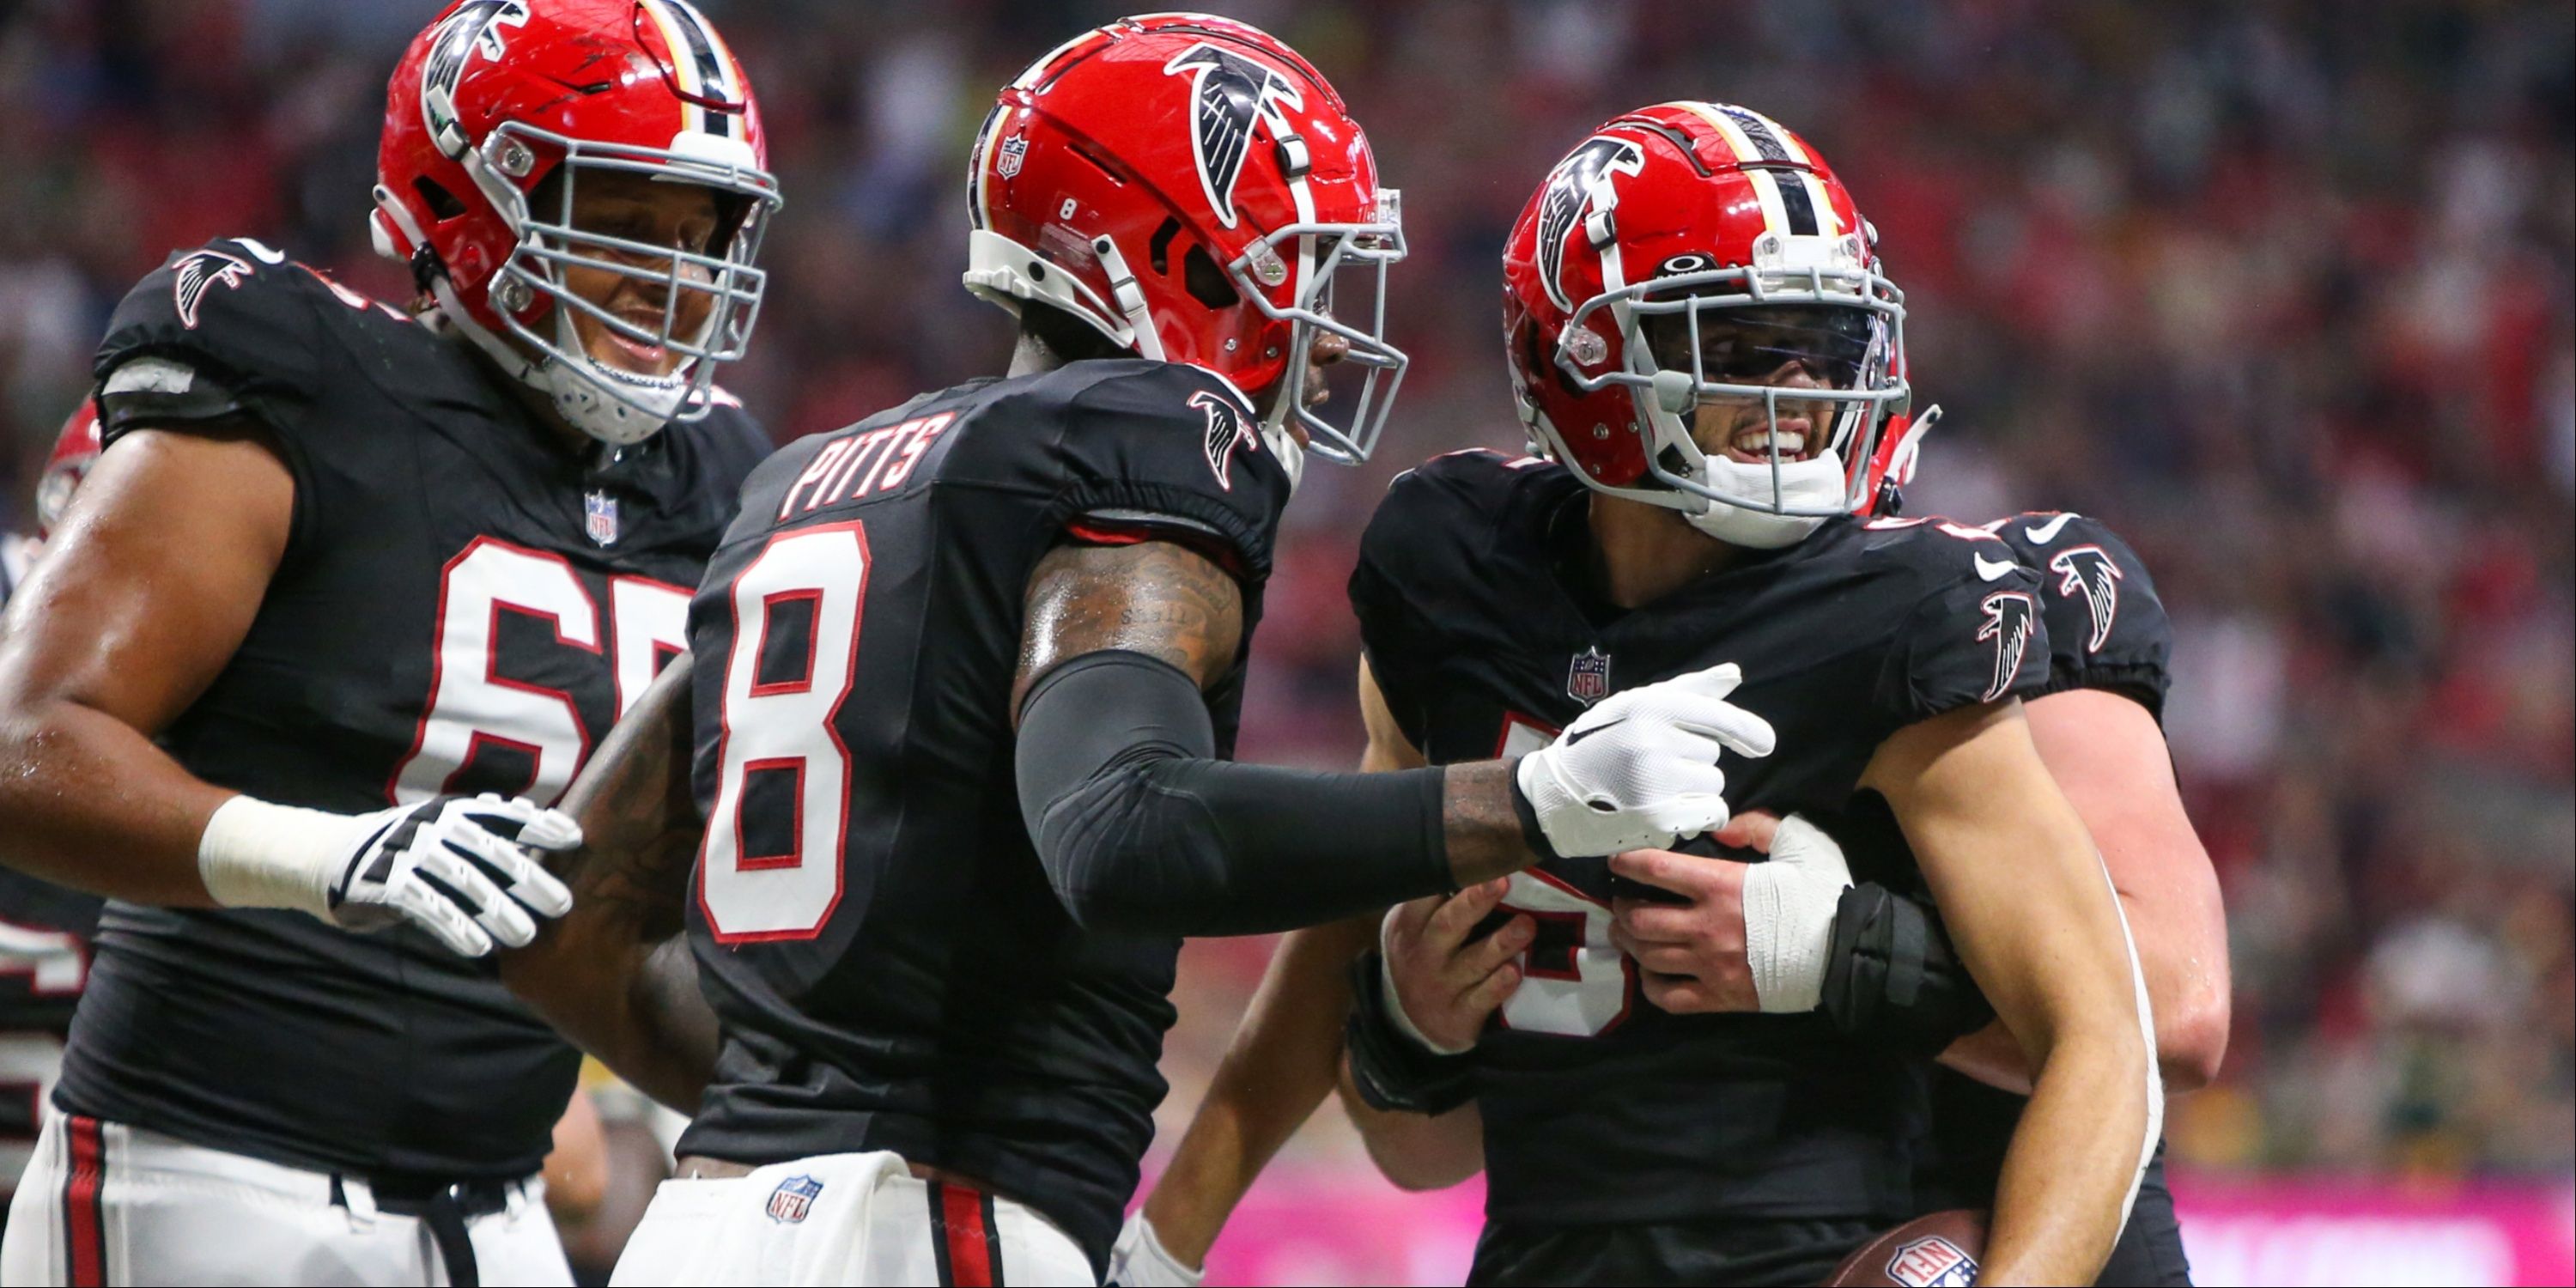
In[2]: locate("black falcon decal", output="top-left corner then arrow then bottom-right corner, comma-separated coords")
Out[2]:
1534,135 -> 1646,311
1977,590 -> 2038,702
1162,43 -> 1304,230
172,249 -> 254,331
1192,389 -> 1259,491
2048,545 -> 2124,654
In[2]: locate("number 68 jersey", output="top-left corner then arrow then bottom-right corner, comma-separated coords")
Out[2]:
676,358 -> 1292,1273
1349,450 -> 2057,1230
55,240 -> 769,1182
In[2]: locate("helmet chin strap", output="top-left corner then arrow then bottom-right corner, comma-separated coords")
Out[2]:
1679,451 -> 1844,549
428,275 -> 676,447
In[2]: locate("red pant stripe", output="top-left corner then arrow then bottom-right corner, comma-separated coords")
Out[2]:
63,1115 -> 106,1287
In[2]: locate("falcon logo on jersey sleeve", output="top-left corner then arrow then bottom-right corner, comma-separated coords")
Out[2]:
1976,590 -> 2037,702
2046,545 -> 2123,654
1534,136 -> 1644,311
1163,43 -> 1303,229
1192,389 -> 1259,490
172,249 -> 254,330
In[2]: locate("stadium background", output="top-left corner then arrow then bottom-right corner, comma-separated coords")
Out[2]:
0,1 -> 2567,1283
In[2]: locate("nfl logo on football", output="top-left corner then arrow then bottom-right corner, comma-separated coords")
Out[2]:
583,489 -> 620,547
1566,647 -> 1612,705
765,1174 -> 823,1225
1885,1235 -> 1978,1288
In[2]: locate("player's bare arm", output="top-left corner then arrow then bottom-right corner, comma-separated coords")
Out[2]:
1861,698 -> 2157,1286
2018,688 -> 2228,1084
0,423 -> 286,904
0,422 -> 574,957
1012,538 -> 1769,936
1615,696 -> 2232,1093
499,654 -> 717,1113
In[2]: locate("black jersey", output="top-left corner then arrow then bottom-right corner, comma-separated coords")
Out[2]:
1916,511 -> 2185,1281
1349,450 -> 2054,1229
52,238 -> 768,1182
676,358 -> 1293,1272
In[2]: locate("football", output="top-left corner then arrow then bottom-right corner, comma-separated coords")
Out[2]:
1824,1209 -> 1989,1287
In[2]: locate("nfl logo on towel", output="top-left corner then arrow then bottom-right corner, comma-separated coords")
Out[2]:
1885,1236 -> 1978,1287
1566,647 -> 1612,705
583,489 -> 620,547
766,1175 -> 822,1224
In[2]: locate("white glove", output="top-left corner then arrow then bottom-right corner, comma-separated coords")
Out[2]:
1514,663 -> 1776,858
1106,1212 -> 1204,1288
1742,813 -> 1854,1012
197,793 -> 580,957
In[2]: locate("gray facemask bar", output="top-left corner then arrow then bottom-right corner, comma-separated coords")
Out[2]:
1559,262 -> 1906,516
476,120 -> 781,422
1223,200 -> 1409,466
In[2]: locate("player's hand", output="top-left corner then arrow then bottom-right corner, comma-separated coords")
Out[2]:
1106,1211 -> 1204,1288
325,794 -> 580,957
1382,880 -> 1532,1054
1608,811 -> 1850,1013
1514,663 -> 1774,859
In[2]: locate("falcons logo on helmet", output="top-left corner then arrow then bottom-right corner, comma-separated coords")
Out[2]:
1977,590 -> 2038,702
1193,389 -> 1259,490
2047,545 -> 2123,654
173,249 -> 254,331
1534,136 -> 1644,312
1163,43 -> 1304,230
421,0 -> 531,154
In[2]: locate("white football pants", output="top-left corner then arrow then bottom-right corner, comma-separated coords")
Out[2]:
0,1109 -> 571,1285
610,1150 -> 1091,1286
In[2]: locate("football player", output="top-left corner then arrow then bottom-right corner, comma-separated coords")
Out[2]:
497,18 -> 1772,1287
0,404 -> 107,1211
1114,103 -> 2164,1287
0,1 -> 781,1282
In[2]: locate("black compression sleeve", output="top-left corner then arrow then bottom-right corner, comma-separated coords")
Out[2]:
1818,883 -> 1996,1054
1015,649 -> 1454,936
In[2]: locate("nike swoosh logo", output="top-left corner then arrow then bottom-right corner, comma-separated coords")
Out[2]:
2023,513 -> 2076,544
1974,554 -> 2018,581
1563,717 -> 1626,746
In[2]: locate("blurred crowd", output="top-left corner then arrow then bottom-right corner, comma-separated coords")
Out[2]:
0,0 -> 2567,1191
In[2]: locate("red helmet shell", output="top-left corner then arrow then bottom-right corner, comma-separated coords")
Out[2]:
374,0 -> 768,335
35,398 -> 102,540
1503,102 -> 1899,513
967,14 -> 1386,398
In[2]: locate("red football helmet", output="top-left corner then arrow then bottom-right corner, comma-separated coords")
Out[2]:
33,398 -> 102,541
964,13 -> 1406,467
373,0 -> 781,446
1503,102 -> 1910,547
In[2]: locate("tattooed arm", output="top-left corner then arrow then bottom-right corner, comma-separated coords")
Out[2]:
1011,538 -> 1540,936
498,654 -> 718,1113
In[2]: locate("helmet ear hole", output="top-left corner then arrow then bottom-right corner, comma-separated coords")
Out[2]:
1147,218 -> 1182,276
412,176 -> 468,222
1182,242 -> 1241,310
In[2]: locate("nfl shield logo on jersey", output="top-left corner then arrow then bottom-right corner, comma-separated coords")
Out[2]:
1566,647 -> 1612,705
1885,1236 -> 1978,1287
583,489 -> 620,547
766,1174 -> 822,1224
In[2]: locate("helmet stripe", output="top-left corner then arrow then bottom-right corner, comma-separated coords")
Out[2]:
636,1 -> 702,135
646,0 -> 737,138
